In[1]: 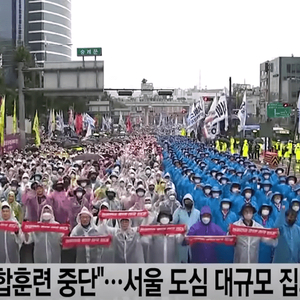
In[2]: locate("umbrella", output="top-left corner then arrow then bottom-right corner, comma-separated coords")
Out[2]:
74,153 -> 101,161
254,138 -> 263,144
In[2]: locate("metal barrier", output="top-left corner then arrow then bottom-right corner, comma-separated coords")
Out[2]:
263,151 -> 279,167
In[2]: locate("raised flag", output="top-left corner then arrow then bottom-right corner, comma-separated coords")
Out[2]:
238,91 -> 247,132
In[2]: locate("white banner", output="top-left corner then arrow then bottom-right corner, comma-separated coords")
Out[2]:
187,98 -> 205,128
0,264 -> 297,300
212,95 -> 228,131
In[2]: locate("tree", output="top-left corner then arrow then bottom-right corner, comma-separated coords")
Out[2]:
14,45 -> 32,65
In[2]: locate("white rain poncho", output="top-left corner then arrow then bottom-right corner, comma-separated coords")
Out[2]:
25,205 -> 63,263
0,201 -> 23,263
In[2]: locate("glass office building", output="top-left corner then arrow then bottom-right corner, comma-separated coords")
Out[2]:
25,0 -> 72,64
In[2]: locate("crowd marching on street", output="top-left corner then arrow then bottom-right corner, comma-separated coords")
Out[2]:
0,133 -> 300,264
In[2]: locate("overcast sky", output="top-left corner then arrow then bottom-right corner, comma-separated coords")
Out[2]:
71,0 -> 300,90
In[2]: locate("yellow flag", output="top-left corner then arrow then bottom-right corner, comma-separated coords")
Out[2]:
13,100 -> 17,134
33,110 -> 40,146
0,96 -> 5,147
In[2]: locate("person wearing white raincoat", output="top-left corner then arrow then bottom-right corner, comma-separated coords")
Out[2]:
98,216 -> 145,263
145,205 -> 185,263
0,201 -> 24,263
70,207 -> 107,263
233,203 -> 278,263
24,205 -> 63,263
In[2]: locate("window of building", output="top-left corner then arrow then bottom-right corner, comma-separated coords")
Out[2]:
297,64 -> 300,73
287,64 -> 291,73
292,92 -> 297,98
292,64 -> 296,73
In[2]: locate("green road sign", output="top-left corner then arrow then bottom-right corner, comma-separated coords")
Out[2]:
77,48 -> 102,56
267,102 -> 291,118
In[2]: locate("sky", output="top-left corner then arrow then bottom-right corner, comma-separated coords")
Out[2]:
71,0 -> 300,90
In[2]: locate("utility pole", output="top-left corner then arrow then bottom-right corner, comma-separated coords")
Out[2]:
18,62 -> 26,148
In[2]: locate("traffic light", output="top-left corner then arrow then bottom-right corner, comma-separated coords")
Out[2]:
117,90 -> 133,96
283,103 -> 292,107
157,90 -> 173,96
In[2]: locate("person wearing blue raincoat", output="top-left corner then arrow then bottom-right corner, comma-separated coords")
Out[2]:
213,198 -> 238,263
228,182 -> 244,214
255,181 -> 273,208
186,206 -> 226,263
273,206 -> 300,263
209,186 -> 223,211
193,184 -> 212,211
290,198 -> 300,226
269,192 -> 289,222
206,169 -> 219,187
270,167 -> 285,186
234,187 -> 259,215
173,193 -> 200,263
254,203 -> 275,263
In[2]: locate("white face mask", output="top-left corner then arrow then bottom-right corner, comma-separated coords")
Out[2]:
160,217 -> 170,225
71,174 -> 76,179
257,184 -> 261,190
111,178 -> 117,183
81,182 -> 87,188
221,179 -> 227,185
137,191 -> 145,197
23,178 -> 28,183
212,193 -> 219,199
201,217 -> 210,225
42,212 -> 52,221
264,186 -> 270,192
264,175 -> 270,180
293,205 -> 300,212
11,186 -> 17,191
169,195 -> 175,201
120,182 -> 125,188
245,192 -> 252,199
145,204 -> 152,211
146,171 -> 151,175
277,170 -> 283,174
76,192 -> 83,198
204,189 -> 211,195
194,179 -> 201,184
288,180 -> 295,186
154,167 -> 159,172
232,188 -> 239,193
261,209 -> 270,216
222,203 -> 230,210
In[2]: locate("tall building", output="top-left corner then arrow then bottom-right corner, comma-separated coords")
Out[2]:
259,56 -> 300,124
25,0 -> 72,64
0,0 -> 25,85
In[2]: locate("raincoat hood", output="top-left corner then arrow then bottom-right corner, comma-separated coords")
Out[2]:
40,205 -> 55,222
76,207 -> 94,225
0,201 -> 15,221
200,205 -> 212,216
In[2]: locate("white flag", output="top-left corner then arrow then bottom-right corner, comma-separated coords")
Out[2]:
238,92 -> 247,132
212,95 -> 229,131
85,123 -> 92,137
119,111 -> 125,129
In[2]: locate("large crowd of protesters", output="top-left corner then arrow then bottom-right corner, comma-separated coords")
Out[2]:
0,134 -> 299,264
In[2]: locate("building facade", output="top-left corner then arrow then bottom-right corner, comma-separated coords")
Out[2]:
25,0 -> 72,64
260,56 -> 300,123
0,0 -> 25,85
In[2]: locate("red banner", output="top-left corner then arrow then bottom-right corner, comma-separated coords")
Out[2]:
62,236 -> 112,248
138,224 -> 187,236
22,222 -> 70,234
0,221 -> 19,232
99,210 -> 148,220
229,224 -> 279,239
186,235 -> 237,246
